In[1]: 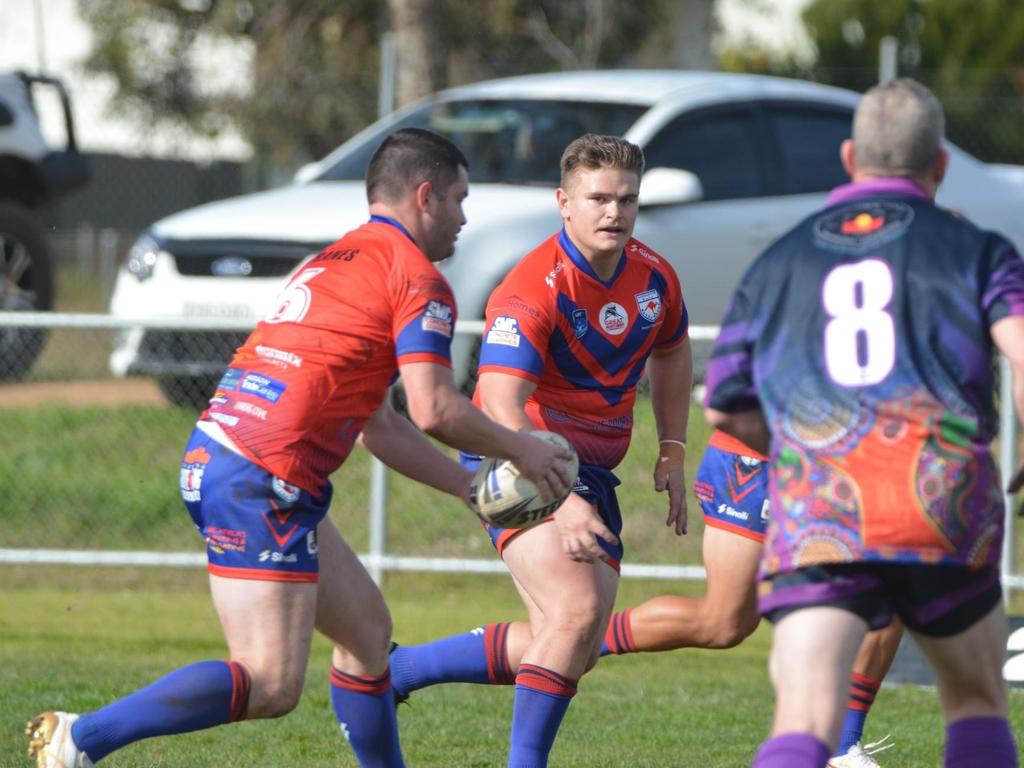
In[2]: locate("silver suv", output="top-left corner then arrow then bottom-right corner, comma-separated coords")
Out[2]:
107,70 -> 1024,407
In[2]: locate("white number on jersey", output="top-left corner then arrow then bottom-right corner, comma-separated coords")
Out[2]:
264,267 -> 325,324
821,258 -> 895,386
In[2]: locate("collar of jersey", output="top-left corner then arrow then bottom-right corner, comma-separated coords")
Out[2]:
369,214 -> 417,245
557,228 -> 627,288
826,177 -> 931,207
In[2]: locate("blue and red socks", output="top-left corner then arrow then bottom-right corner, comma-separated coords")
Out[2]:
600,609 -> 636,656
329,666 -> 405,767
752,733 -> 831,767
69,659 -> 250,762
508,664 -> 578,768
834,671 -> 879,755
390,623 -> 515,695
945,717 -> 1017,767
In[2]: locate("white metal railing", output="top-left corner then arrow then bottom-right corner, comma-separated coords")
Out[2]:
0,311 -> 1019,591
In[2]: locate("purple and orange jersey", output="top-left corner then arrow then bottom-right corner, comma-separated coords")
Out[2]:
202,215 -> 456,495
706,178 -> 1024,575
476,229 -> 687,469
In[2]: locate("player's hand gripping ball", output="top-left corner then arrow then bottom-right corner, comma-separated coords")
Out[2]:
469,431 -> 579,529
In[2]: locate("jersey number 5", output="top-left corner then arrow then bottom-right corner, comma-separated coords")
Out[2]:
264,267 -> 325,324
822,258 -> 895,386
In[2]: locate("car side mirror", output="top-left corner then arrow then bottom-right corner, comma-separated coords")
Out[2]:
293,161 -> 321,184
639,167 -> 704,207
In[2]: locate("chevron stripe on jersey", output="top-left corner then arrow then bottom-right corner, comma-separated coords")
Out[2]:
477,229 -> 687,469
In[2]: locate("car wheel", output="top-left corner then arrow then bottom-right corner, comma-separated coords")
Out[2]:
0,203 -> 53,380
157,374 -> 218,410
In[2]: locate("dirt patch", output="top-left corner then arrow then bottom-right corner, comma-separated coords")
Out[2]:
0,378 -> 167,408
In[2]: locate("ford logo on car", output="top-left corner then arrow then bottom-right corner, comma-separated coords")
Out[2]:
211,256 -> 253,277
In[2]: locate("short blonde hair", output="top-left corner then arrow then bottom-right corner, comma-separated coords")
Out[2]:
560,134 -> 644,189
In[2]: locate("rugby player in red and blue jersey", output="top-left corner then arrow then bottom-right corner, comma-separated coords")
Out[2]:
26,129 -> 573,768
391,134 -> 693,767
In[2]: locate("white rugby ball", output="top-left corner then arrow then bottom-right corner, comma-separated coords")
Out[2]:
469,431 -> 579,529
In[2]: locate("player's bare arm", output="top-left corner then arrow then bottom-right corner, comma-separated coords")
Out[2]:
359,397 -> 474,506
647,337 -> 692,535
478,370 -> 619,563
991,316 -> 1024,498
400,360 -> 574,501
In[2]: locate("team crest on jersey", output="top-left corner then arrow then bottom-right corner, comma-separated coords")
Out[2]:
180,465 -> 205,503
486,315 -> 521,347
599,302 -> 629,335
634,289 -> 662,324
272,477 -> 301,505
571,308 -> 589,339
814,201 -> 914,251
422,300 -> 454,337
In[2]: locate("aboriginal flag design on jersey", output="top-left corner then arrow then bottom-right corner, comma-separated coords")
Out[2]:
477,229 -> 687,469
202,216 -> 456,494
705,179 -> 1024,574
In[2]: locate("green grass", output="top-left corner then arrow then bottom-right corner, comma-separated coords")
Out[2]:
0,398 -> 714,567
4,566 -> 1023,767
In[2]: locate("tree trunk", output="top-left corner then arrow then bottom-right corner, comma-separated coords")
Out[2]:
673,0 -> 716,70
388,0 -> 446,107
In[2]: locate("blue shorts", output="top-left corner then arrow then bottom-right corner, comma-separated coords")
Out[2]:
461,453 -> 624,570
181,427 -> 332,582
694,442 -> 770,542
759,563 -> 1002,637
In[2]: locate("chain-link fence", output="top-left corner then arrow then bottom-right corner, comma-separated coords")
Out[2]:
1,313 -> 1023,591
0,314 -> 716,580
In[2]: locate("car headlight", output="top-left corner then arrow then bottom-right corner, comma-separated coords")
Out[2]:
126,234 -> 160,282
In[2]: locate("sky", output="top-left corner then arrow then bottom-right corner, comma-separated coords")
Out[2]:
0,0 -> 812,161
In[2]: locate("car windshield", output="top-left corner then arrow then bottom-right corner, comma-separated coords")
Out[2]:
315,98 -> 647,185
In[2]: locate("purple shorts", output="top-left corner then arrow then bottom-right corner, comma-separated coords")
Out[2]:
759,562 -> 1001,637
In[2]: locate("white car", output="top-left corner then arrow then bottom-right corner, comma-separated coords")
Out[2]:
108,69 -> 1024,408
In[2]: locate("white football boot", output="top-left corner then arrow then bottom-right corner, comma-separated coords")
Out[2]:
26,712 -> 94,768
827,735 -> 894,768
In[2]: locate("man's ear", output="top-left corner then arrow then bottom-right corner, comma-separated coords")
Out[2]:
555,187 -> 570,220
414,180 -> 433,212
932,148 -> 949,186
840,139 -> 857,179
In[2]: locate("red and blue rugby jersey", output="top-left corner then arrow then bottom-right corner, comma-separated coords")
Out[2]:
202,216 -> 456,494
476,229 -> 687,469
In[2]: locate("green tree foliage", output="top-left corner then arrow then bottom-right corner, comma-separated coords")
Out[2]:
79,0 -> 385,176
721,0 -> 1024,163
77,0 -> 667,177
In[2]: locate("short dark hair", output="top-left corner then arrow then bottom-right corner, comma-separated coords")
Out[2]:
560,134 -> 644,190
366,128 -> 469,204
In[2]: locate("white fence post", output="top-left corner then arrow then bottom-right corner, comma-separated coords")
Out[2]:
368,456 -> 389,584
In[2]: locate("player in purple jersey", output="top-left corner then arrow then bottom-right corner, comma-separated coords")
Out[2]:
706,79 -> 1024,767
25,130 -> 573,768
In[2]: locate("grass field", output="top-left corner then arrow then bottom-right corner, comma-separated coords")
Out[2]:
3,565 -> 1024,767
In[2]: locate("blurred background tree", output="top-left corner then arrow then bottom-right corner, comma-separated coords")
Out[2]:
78,0 -> 710,181
720,0 -> 1024,163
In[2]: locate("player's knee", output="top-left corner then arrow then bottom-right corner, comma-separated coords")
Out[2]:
248,675 -> 304,718
701,613 -> 759,649
549,599 -> 605,641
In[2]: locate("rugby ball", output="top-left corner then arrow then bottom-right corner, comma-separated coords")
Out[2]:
469,431 -> 579,529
